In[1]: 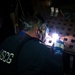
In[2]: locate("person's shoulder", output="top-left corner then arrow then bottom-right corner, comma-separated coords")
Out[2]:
22,38 -> 46,48
25,39 -> 52,52
27,38 -> 46,47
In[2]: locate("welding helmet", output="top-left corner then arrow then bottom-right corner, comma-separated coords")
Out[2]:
19,16 -> 47,41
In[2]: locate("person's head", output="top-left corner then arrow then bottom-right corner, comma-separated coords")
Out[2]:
24,16 -> 47,41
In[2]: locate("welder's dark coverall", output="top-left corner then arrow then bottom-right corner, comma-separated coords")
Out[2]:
0,33 -> 63,75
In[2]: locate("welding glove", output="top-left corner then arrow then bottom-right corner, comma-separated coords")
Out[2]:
53,39 -> 64,55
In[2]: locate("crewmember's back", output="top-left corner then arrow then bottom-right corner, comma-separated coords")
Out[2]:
0,34 -> 63,75
0,34 -> 36,75
0,16 -> 63,75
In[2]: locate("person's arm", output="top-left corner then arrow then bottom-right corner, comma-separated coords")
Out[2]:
43,40 -> 64,75
39,46 -> 63,75
26,43 -> 63,75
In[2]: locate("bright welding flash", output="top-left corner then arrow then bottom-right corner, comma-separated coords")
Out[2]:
52,33 -> 59,43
